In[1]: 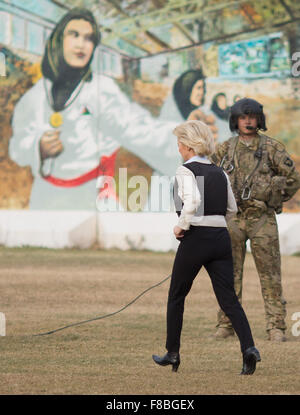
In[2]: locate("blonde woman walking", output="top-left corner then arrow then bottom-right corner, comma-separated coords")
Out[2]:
152,120 -> 260,375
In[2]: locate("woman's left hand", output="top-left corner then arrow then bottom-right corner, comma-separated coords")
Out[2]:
174,226 -> 185,239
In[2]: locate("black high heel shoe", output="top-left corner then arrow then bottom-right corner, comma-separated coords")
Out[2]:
152,352 -> 180,372
240,346 -> 261,375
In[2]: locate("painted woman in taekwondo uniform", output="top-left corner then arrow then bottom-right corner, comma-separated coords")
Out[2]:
9,8 -> 181,210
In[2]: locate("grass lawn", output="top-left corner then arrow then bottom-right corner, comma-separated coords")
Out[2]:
0,247 -> 299,395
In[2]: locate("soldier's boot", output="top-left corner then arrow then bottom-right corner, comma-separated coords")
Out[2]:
268,328 -> 286,342
214,327 -> 235,339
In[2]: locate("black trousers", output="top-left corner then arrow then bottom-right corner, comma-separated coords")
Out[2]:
166,226 -> 255,354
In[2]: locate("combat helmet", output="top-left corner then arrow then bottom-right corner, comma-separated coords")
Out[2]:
229,98 -> 267,132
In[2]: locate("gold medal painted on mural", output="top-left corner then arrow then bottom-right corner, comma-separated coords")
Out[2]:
50,112 -> 63,128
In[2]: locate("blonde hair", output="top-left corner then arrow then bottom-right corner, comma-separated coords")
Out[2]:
173,120 -> 215,156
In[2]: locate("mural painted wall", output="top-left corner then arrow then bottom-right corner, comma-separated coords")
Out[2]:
1,1 -> 300,213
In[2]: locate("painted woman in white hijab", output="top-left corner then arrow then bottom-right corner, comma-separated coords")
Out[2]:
159,69 -> 217,132
9,8 -> 180,211
210,92 -> 232,143
159,69 -> 233,143
145,68 -> 220,211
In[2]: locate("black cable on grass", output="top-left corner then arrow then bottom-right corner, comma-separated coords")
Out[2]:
33,274 -> 171,336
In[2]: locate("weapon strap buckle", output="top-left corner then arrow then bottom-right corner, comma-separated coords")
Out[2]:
225,163 -> 235,173
241,186 -> 251,200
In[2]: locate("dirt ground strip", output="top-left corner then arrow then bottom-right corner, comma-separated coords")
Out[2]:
0,247 -> 299,395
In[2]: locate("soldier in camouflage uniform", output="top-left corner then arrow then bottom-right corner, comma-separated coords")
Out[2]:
211,98 -> 300,342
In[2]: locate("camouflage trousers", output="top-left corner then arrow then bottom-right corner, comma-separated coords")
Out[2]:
217,209 -> 287,333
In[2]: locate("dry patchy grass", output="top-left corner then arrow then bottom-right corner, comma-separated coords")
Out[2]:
0,247 -> 299,395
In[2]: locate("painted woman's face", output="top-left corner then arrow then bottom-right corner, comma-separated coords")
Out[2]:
63,19 -> 94,68
189,80 -> 204,107
217,95 -> 227,110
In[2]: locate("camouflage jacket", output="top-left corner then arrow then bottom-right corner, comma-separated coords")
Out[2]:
211,133 -> 300,214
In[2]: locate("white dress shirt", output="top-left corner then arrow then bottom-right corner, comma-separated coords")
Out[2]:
176,155 -> 237,230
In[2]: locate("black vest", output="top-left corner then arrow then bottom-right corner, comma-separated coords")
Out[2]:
174,162 -> 228,217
